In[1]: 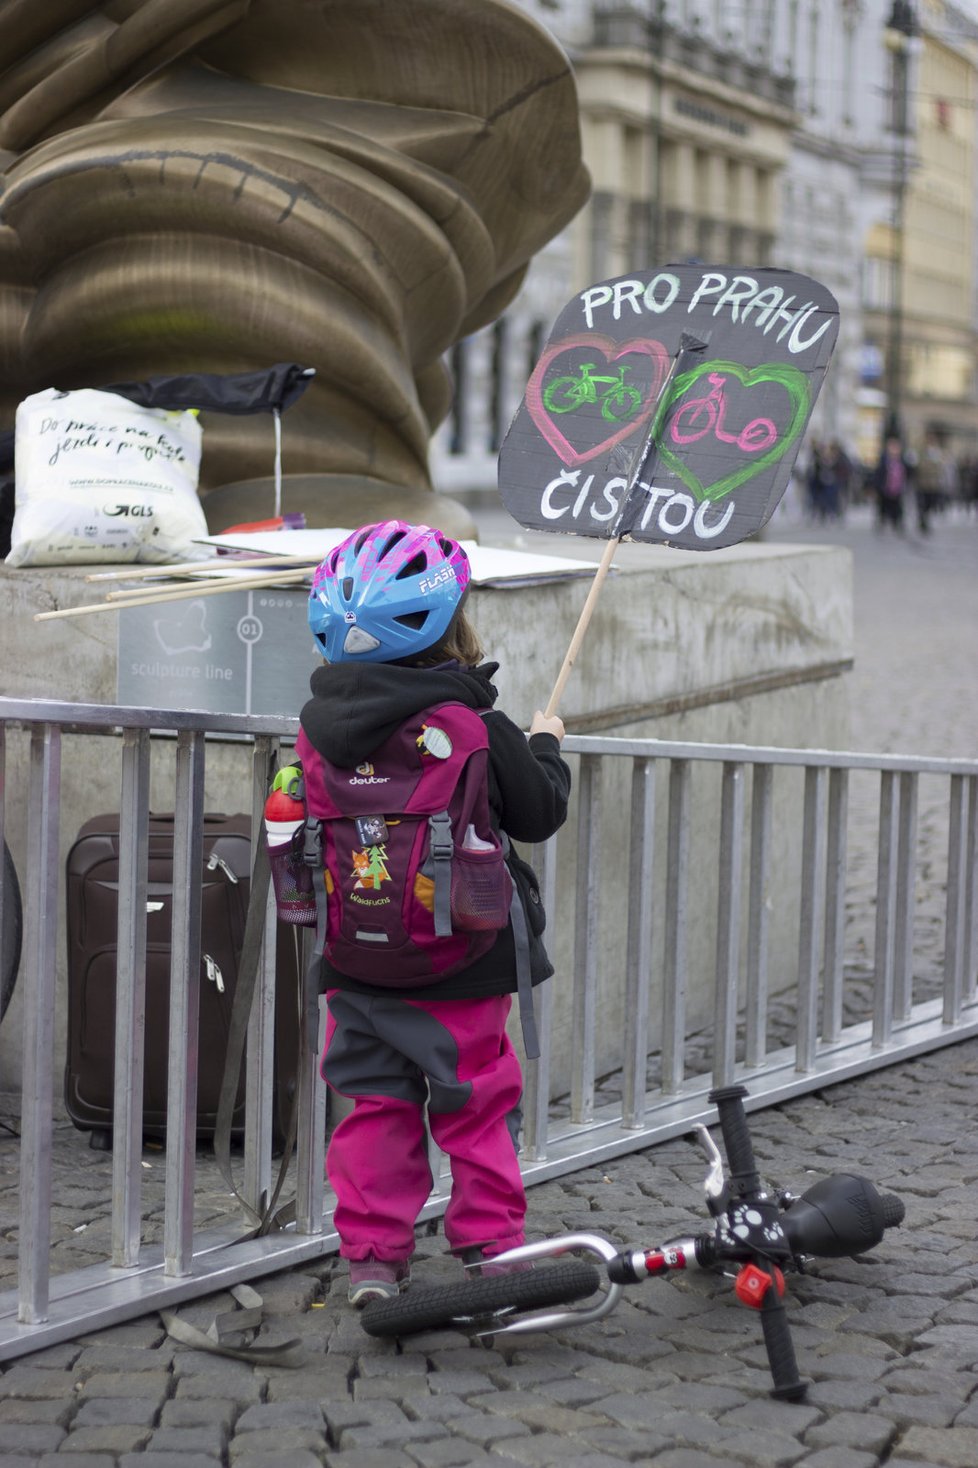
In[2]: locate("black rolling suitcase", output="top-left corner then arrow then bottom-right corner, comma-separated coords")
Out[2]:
64,812 -> 299,1149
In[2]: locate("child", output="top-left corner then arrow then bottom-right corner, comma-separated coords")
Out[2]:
300,520 -> 570,1306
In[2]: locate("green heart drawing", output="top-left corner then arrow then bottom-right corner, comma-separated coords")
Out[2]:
657,361 -> 811,503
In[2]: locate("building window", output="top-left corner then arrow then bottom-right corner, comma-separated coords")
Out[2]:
488,319 -> 506,454
663,206 -> 686,261
628,198 -> 652,268
862,256 -> 895,312
527,320 -> 545,382
807,2 -> 819,114
840,0 -> 858,127
448,340 -> 466,456
589,191 -> 614,287
786,0 -> 800,75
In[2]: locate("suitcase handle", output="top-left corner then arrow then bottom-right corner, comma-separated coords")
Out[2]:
147,812 -> 243,824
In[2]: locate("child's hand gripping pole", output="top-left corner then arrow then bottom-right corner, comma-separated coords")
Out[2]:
542,332 -> 707,721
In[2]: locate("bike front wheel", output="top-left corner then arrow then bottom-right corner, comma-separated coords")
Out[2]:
360,1258 -> 602,1338
601,387 -> 642,423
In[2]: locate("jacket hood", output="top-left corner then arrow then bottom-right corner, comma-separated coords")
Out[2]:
299,661 -> 500,768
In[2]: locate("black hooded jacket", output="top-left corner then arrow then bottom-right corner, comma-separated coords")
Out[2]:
299,659 -> 572,1000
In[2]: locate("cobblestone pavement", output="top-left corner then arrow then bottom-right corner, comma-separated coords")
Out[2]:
1,1044 -> 976,1467
0,505 -> 975,1466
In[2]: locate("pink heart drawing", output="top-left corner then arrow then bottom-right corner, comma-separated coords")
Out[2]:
525,334 -> 670,467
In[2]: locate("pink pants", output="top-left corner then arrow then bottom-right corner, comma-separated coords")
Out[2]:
322,990 -> 526,1262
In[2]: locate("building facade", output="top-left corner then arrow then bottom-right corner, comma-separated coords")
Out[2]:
431,0 -> 978,494
861,0 -> 978,461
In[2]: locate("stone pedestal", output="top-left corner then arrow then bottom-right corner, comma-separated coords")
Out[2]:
0,537 -> 852,1101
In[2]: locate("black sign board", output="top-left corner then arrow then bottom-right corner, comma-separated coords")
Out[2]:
498,265 -> 839,552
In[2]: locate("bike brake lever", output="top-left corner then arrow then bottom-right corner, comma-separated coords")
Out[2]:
691,1123 -> 726,1201
470,1232 -> 623,1339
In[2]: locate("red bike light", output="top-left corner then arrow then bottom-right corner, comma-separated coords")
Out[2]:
735,1262 -> 786,1308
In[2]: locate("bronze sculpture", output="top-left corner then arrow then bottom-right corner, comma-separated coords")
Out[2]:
0,0 -> 589,536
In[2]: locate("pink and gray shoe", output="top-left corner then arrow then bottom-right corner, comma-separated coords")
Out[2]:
347,1258 -> 411,1307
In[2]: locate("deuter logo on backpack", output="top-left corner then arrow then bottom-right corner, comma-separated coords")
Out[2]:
292,702 -> 513,985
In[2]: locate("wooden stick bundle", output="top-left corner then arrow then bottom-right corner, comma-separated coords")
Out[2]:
34,563 -> 316,622
84,553 -> 321,582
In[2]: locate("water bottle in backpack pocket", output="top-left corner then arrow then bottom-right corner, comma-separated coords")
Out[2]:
264,764 -> 317,927
294,702 -> 513,986
451,824 -> 513,931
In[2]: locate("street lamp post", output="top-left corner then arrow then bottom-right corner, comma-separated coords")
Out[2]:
883,0 -> 918,445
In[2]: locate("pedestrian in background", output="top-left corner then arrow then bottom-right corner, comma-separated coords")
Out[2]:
827,440 -> 852,517
914,430 -> 948,535
871,436 -> 912,533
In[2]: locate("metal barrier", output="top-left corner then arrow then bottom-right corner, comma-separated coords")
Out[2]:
0,695 -> 975,1360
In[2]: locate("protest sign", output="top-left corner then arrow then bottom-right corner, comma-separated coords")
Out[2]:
497,265 -> 839,714
499,264 -> 839,553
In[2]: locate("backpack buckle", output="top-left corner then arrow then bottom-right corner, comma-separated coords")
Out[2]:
428,811 -> 453,860
302,817 -> 323,868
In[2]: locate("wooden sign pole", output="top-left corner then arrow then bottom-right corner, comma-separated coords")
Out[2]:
544,537 -> 618,718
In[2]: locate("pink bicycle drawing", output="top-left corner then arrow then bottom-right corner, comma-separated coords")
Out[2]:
543,361 -> 643,423
669,371 -> 778,453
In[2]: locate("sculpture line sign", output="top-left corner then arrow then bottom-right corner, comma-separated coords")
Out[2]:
499,264 -> 840,553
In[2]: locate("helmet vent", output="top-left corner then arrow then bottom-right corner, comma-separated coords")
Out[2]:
394,611 -> 427,631
395,552 -> 427,580
380,529 -> 408,561
342,576 -> 354,601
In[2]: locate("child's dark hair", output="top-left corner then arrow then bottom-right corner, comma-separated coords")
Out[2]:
407,606 -> 483,668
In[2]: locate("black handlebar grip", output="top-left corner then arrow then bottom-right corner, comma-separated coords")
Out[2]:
708,1084 -> 761,1193
882,1193 -> 906,1229
760,1292 -> 808,1401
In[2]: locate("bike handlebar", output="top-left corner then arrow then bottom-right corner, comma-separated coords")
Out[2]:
483,1086 -> 902,1404
708,1084 -> 762,1196
708,1085 -> 808,1401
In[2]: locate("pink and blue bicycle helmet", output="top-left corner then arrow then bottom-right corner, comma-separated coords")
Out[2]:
308,520 -> 472,663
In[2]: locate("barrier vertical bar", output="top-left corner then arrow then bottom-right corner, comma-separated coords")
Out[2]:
164,730 -> 205,1277
295,929 -> 327,1235
623,758 -> 656,1127
17,723 -> 61,1324
745,762 -> 772,1068
796,765 -> 827,1072
821,767 -> 848,1042
661,759 -> 690,1094
522,835 -> 556,1161
963,776 -> 977,1001
872,770 -> 899,1049
111,727 -> 150,1268
713,763 -> 745,1088
571,754 -> 600,1125
893,771 -> 918,1021
244,736 -> 277,1212
0,724 -> 6,999
943,774 -> 968,1026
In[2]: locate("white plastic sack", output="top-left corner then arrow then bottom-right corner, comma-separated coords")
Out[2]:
6,387 -> 208,567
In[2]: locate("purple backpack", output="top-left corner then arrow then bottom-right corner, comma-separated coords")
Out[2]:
293,702 -> 513,986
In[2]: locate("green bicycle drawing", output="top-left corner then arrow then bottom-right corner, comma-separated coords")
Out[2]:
542,361 -> 643,423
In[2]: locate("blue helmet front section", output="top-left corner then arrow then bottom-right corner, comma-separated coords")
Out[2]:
307,521 -> 471,664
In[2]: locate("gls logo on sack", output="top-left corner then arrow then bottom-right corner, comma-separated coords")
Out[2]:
291,702 -> 513,987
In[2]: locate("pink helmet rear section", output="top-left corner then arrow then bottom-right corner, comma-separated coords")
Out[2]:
308,520 -> 471,663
